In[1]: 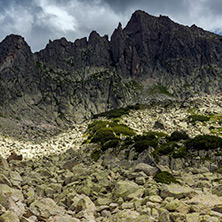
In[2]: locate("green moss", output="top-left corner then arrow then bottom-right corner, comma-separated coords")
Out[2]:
125,80 -> 143,91
93,104 -> 142,119
101,139 -> 120,151
158,142 -> 176,155
88,120 -> 109,134
188,115 -> 210,123
91,149 -> 102,161
172,147 -> 188,158
154,171 -> 178,184
168,131 -> 189,141
134,139 -> 158,153
111,125 -> 136,136
147,84 -> 174,97
186,135 -> 222,151
91,128 -> 116,144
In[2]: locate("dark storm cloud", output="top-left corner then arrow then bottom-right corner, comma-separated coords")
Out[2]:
0,0 -> 222,52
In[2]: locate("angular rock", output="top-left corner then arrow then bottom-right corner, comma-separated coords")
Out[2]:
0,209 -> 20,222
114,180 -> 141,201
134,163 -> 159,176
185,213 -> 199,222
29,198 -> 65,218
0,156 -> 8,169
161,183 -> 196,199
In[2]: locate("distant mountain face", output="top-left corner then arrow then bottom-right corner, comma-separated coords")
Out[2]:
1,10 -> 222,125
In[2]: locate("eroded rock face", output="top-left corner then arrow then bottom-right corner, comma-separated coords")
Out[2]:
1,10 -> 222,124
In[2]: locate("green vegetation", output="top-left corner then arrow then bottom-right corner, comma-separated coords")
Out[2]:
91,128 -> 116,144
86,120 -> 136,151
158,142 -> 176,155
124,80 -> 143,91
188,114 -> 210,123
102,139 -> 120,151
168,131 -> 189,141
152,141 -> 177,161
154,171 -> 178,184
134,133 -> 159,153
172,147 -> 188,159
134,140 -> 158,153
91,149 -> 102,161
186,135 -> 222,150
93,104 -> 142,119
88,120 -> 109,134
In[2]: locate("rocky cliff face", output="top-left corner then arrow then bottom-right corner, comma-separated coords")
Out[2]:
1,10 -> 222,125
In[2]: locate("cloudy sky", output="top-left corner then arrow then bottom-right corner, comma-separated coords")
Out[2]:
0,0 -> 222,52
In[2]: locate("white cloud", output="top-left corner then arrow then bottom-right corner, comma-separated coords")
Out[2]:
1,5 -> 34,36
35,0 -> 77,32
1,0 -> 222,52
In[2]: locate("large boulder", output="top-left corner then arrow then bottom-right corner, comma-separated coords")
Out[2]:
0,210 -> 20,222
134,163 -> 159,176
114,180 -> 143,201
29,198 -> 65,218
160,184 -> 196,199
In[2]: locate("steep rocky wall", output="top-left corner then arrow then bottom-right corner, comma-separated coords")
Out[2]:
1,10 -> 222,124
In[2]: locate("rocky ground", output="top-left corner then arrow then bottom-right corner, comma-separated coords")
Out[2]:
1,95 -> 222,221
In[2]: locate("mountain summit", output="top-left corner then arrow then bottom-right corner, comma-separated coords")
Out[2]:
0,10 -> 222,124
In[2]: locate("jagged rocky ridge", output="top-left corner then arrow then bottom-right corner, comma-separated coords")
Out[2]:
1,10 -> 222,126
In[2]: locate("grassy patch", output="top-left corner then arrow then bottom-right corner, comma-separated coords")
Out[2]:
172,147 -> 188,159
101,139 -> 120,151
148,84 -> 174,97
134,132 -> 159,153
188,114 -> 210,123
93,104 -> 142,119
186,135 -> 222,151
91,128 -> 116,144
134,140 -> 158,153
154,171 -> 178,184
91,149 -> 102,161
168,131 -> 189,141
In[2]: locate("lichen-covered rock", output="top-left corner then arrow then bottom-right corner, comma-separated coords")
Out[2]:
134,163 -> 159,176
29,198 -> 65,218
0,210 -> 20,222
0,184 -> 24,202
158,208 -> 170,222
114,180 -> 140,201
106,209 -> 153,222
160,183 -> 196,199
212,185 -> 222,197
185,213 -> 199,222
48,215 -> 80,222
0,174 -> 12,187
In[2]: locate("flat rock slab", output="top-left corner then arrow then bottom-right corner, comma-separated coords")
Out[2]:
160,183 -> 196,199
30,198 -> 65,218
134,163 -> 159,176
186,194 -> 222,207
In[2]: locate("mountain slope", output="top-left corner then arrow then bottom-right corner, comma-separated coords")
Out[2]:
1,10 -> 222,125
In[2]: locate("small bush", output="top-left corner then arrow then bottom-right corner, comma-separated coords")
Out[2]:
158,142 -> 176,155
134,139 -> 158,153
109,123 -> 136,136
172,147 -> 188,158
91,149 -> 102,161
154,171 -> 178,184
93,104 -> 142,119
134,133 -> 156,142
88,120 -> 109,133
188,115 -> 210,123
186,135 -> 222,150
91,128 -> 116,144
168,131 -> 189,141
101,139 -> 120,151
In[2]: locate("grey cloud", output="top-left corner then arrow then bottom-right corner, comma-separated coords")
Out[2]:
0,0 -> 222,52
